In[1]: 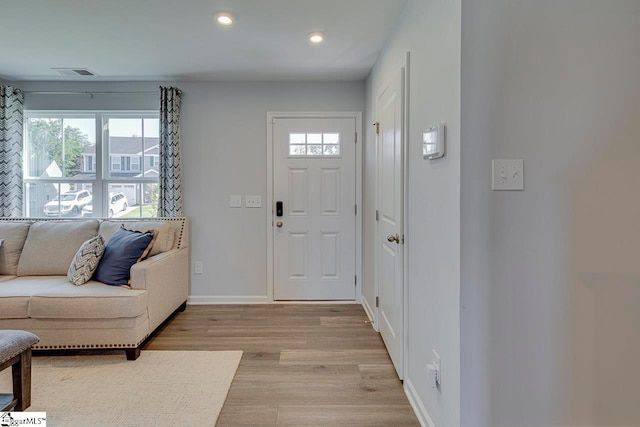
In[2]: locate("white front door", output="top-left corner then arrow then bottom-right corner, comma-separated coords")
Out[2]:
273,117 -> 356,300
376,70 -> 405,378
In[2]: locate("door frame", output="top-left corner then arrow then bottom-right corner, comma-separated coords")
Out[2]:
373,53 -> 410,378
266,111 -> 363,302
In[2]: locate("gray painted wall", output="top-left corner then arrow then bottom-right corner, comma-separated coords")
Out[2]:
461,1 -> 640,426
14,2 -> 640,424
20,80 -> 365,302
365,0 -> 461,425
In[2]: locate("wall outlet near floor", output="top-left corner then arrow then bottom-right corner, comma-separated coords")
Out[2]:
426,349 -> 441,389
194,261 -> 203,275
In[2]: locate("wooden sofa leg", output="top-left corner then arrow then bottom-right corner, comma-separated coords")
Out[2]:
12,349 -> 32,411
125,347 -> 141,360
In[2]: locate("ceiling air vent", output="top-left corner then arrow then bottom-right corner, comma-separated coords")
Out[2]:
51,68 -> 98,77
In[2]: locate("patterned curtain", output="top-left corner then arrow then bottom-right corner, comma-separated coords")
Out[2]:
157,86 -> 182,217
0,86 -> 24,217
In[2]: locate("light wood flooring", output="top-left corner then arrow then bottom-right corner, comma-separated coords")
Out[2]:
144,304 -> 420,426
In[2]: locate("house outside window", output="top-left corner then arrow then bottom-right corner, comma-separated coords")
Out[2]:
85,155 -> 95,172
120,156 -> 131,171
111,156 -> 121,171
23,111 -> 160,218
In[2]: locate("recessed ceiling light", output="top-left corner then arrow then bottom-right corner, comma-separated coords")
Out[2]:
308,32 -> 324,44
216,12 -> 234,26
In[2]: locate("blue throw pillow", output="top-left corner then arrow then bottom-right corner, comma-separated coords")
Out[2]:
94,227 -> 157,286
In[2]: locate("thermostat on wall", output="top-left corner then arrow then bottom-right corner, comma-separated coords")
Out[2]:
423,123 -> 446,160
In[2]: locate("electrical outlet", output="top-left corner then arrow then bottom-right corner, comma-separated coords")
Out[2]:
432,350 -> 441,386
194,261 -> 203,275
426,363 -> 438,389
426,350 -> 441,390
492,159 -> 524,190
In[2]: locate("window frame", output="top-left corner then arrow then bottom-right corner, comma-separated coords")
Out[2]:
23,110 -> 160,218
287,131 -> 342,158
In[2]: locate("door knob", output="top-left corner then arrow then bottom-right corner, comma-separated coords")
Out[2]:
387,233 -> 400,243
276,221 -> 283,228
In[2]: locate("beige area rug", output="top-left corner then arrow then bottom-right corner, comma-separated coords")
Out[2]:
0,350 -> 242,427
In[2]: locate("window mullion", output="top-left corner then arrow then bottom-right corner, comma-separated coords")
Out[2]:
95,112 -> 104,217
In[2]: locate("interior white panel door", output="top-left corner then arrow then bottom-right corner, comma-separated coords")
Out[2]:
273,117 -> 356,300
377,71 -> 404,378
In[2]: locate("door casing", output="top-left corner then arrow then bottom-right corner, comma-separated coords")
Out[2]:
267,111 -> 363,302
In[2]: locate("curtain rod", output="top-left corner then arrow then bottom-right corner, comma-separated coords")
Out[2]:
18,90 -> 158,95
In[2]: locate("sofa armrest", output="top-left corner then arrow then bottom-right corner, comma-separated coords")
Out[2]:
129,248 -> 189,331
130,249 -> 183,290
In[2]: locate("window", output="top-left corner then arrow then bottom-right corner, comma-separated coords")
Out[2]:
120,157 -> 131,171
289,132 -> 340,157
147,155 -> 159,168
23,112 -> 160,218
85,155 -> 95,172
111,156 -> 121,171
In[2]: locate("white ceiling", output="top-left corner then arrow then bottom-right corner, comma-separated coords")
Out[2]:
0,0 -> 407,82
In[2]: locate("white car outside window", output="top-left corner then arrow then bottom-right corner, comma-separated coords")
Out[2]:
43,190 -> 92,217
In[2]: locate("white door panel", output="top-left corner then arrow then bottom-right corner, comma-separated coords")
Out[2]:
273,118 -> 356,300
377,71 -> 404,378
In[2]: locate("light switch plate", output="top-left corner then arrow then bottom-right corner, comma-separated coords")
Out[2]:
229,195 -> 242,208
245,195 -> 262,208
492,159 -> 524,191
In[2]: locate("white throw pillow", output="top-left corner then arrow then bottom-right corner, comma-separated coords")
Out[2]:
67,235 -> 105,286
99,221 -> 173,256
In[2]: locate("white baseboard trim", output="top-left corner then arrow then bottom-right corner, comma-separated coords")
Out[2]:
362,296 -> 378,331
187,296 -> 363,305
404,378 -> 435,427
188,295 -> 270,304
271,300 -> 358,304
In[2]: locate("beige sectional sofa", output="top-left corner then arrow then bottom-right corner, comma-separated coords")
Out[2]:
0,217 -> 189,360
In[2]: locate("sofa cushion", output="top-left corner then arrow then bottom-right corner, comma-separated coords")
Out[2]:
68,235 -> 106,286
0,222 -> 31,275
17,220 -> 100,276
28,281 -> 148,319
99,220 -> 174,256
0,276 -> 70,319
94,227 -> 157,286
0,296 -> 30,319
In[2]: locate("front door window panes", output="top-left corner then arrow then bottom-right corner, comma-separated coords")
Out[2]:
288,132 -> 341,157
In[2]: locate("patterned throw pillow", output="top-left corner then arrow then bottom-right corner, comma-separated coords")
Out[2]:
67,235 -> 105,286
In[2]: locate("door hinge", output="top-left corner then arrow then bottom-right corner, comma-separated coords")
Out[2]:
355,204 -> 357,215
401,235 -> 405,244
375,296 -> 379,307
355,275 -> 357,286
375,209 -> 379,221
355,131 -> 358,143
374,122 -> 380,135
